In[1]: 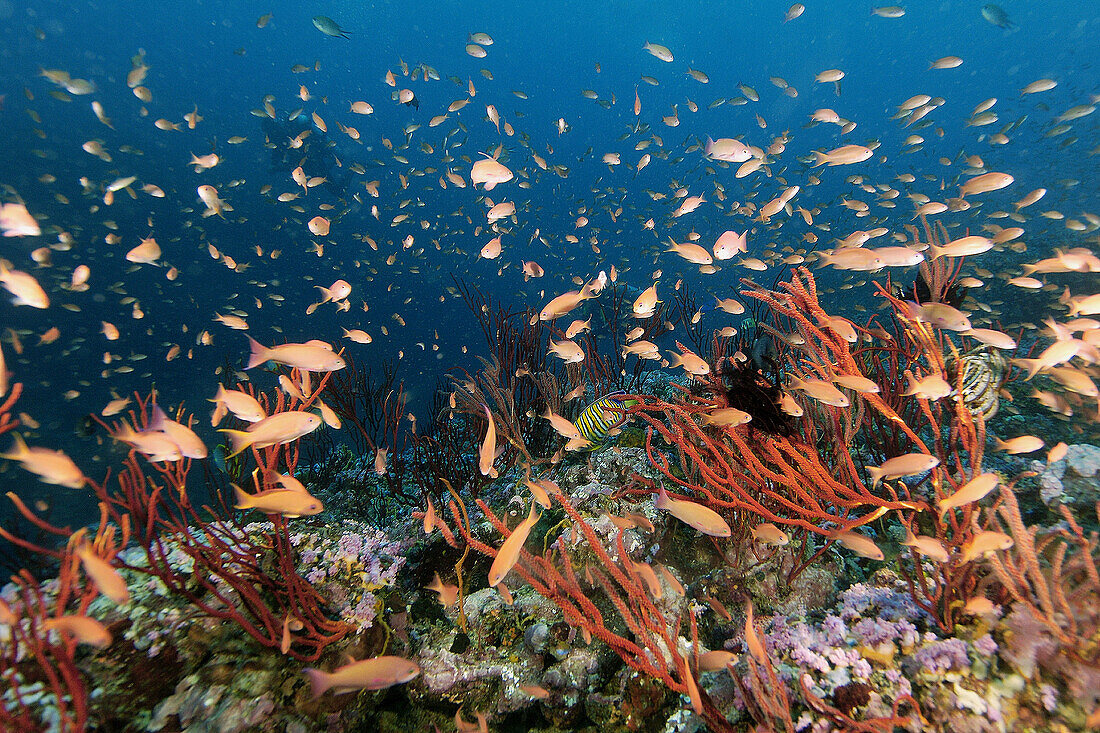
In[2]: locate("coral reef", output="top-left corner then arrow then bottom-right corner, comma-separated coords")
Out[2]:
4,268 -> 1100,733
1031,443 -> 1100,508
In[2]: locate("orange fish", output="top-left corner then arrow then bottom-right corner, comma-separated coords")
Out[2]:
0,202 -> 41,237
655,486 -> 730,537
75,540 -> 129,604
470,158 -> 513,190
867,453 -> 940,486
0,263 -> 49,308
900,529 -> 949,563
488,501 -> 540,586
149,405 -> 207,459
937,473 -> 999,519
1,434 -> 85,488
425,572 -> 460,607
812,145 -> 873,166
43,615 -> 112,648
831,530 -> 885,560
246,337 -> 345,372
233,484 -> 322,518
209,384 -> 266,425
789,375 -> 849,407
303,656 -> 420,697
478,406 -> 498,478
219,412 -> 322,456
960,531 -> 1014,563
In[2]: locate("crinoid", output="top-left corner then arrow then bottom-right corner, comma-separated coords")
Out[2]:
945,345 -> 1009,419
894,216 -> 969,308
694,353 -> 795,437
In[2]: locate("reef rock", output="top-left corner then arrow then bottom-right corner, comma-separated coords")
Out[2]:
1030,443 -> 1100,508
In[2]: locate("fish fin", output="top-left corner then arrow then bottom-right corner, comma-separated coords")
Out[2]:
1012,358 -> 1041,381
232,483 -> 253,510
0,433 -> 28,459
208,384 -> 228,404
866,466 -> 885,487
218,429 -> 251,457
245,336 -> 269,369
655,485 -> 670,509
811,151 -> 828,167
302,668 -> 330,698
149,403 -> 171,432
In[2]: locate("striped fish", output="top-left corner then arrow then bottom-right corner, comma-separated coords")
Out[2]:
947,348 -> 1008,419
571,391 -> 637,450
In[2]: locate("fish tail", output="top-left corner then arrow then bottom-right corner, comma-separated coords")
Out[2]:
302,668 -> 331,698
1012,358 -> 1042,381
209,402 -> 228,428
148,403 -> 170,432
811,151 -> 829,167
655,485 -> 670,509
246,336 -> 270,370
0,432 -> 28,460
218,429 -> 251,457
232,483 -> 253,510
866,466 -> 884,487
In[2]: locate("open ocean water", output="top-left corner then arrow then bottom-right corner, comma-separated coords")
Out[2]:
1,0 -> 1099,730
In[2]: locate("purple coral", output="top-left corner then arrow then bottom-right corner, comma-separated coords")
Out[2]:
1040,683 -> 1058,712
973,634 -> 997,657
908,638 -> 970,674
288,520 -> 408,631
822,614 -> 846,646
838,583 -> 928,623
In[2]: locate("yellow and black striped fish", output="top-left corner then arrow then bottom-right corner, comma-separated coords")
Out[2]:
571,391 -> 638,450
946,348 -> 1008,419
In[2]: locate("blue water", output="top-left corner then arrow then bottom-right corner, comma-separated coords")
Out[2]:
0,0 -> 1097,521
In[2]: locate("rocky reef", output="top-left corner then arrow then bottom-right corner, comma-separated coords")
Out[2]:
5,436 -> 1097,731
